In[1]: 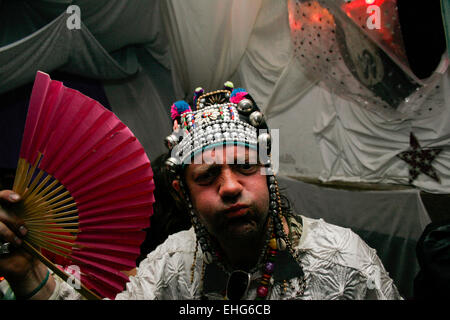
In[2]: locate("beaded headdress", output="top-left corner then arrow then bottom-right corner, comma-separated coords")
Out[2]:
165,87 -> 271,166
164,83 -> 303,299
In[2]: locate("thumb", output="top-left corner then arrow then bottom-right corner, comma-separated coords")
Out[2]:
0,190 -> 21,203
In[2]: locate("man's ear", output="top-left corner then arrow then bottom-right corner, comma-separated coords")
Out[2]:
171,179 -> 191,211
171,179 -> 183,199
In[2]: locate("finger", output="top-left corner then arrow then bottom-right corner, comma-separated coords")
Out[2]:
0,205 -> 27,238
0,190 -> 21,203
0,221 -> 22,246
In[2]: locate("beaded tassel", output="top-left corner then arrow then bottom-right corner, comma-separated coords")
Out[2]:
256,232 -> 278,300
270,175 -> 307,297
273,178 -> 300,262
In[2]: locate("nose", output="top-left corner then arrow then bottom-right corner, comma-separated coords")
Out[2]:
218,167 -> 243,201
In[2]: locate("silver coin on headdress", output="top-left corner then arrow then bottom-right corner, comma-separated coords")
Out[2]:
165,157 -> 180,174
236,99 -> 254,114
249,111 -> 264,127
165,134 -> 179,150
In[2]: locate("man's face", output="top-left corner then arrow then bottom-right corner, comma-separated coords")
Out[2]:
182,145 -> 269,245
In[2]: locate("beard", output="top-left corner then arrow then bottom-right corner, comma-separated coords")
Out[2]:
199,205 -> 271,271
200,203 -> 269,248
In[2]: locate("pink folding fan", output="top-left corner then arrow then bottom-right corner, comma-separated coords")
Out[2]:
12,71 -> 155,299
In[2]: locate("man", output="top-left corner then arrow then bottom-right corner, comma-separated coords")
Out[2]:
0,86 -> 401,300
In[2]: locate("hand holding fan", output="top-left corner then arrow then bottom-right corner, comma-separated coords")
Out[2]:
12,71 -> 155,299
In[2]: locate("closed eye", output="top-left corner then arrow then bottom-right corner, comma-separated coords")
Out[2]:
234,163 -> 259,174
194,166 -> 221,185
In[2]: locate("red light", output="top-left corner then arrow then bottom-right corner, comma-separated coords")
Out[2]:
344,0 -> 385,10
311,13 -> 321,22
0,276 -> 4,281
289,12 -> 303,31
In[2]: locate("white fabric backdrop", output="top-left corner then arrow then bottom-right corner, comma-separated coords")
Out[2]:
2,0 -> 448,193
0,0 -> 167,94
160,0 -> 262,100
314,64 -> 450,193
160,0 -> 450,194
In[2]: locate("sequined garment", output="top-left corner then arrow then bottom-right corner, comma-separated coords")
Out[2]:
52,215 -> 402,300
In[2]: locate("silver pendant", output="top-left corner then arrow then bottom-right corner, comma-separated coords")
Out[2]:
203,252 -> 213,264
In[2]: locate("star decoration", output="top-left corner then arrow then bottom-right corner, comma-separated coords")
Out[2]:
397,133 -> 442,184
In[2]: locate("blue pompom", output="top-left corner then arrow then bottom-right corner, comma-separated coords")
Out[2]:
230,88 -> 247,98
174,100 -> 191,113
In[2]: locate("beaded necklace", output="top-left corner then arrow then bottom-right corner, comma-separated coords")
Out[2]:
214,216 -> 274,275
202,218 -> 281,300
255,231 -> 278,300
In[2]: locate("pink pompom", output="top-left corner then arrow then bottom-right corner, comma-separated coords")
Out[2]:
230,91 -> 247,104
170,104 -> 179,120
170,101 -> 192,120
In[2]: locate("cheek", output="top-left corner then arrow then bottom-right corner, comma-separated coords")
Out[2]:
256,185 -> 270,213
190,187 -> 217,223
247,175 -> 269,212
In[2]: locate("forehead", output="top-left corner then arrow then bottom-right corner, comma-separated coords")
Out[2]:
191,145 -> 257,165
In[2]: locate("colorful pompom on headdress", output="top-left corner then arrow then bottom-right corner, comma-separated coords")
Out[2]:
230,88 -> 249,104
193,87 -> 204,108
165,84 -> 269,166
170,100 -> 192,121
223,81 -> 234,92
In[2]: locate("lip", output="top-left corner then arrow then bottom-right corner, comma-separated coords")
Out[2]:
223,204 -> 249,218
